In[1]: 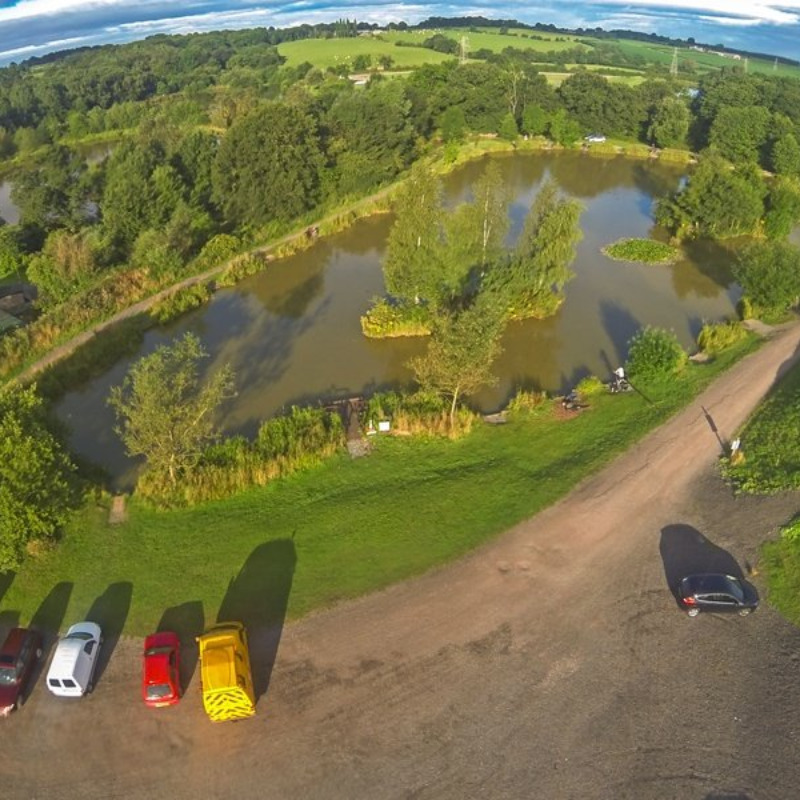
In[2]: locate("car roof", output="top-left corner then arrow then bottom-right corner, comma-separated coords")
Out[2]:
143,648 -> 172,684
682,573 -> 740,593
144,631 -> 179,651
0,627 -> 29,657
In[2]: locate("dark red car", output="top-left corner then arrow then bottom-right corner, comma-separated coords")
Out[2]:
0,627 -> 43,716
142,631 -> 181,707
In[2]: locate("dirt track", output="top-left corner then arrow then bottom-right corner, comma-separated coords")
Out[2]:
5,323 -> 800,800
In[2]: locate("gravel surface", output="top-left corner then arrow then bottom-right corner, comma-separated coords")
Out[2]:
4,323 -> 800,800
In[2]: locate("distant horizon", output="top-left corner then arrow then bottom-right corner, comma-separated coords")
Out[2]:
0,1 -> 798,67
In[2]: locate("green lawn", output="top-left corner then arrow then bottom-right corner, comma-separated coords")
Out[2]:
0,337 -> 759,637
384,29 -> 591,55
277,36 -> 452,70
762,517 -> 800,626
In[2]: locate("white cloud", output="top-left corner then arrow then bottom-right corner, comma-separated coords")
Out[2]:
595,0 -> 800,26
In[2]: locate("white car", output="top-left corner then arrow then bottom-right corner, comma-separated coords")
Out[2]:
46,622 -> 103,697
584,133 -> 607,143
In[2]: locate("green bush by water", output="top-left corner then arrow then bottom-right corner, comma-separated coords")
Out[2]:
360,299 -> 433,338
696,320 -> 748,354
626,326 -> 688,380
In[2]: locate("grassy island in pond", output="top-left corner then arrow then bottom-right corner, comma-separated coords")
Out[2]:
603,238 -> 680,264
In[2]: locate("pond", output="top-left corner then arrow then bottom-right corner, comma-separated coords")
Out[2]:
54,151 -> 741,488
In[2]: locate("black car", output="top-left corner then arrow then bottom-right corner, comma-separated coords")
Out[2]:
678,573 -> 759,617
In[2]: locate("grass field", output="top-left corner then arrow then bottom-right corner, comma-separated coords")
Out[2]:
277,36 -> 452,69
543,72 -> 646,87
383,29 -> 591,55
0,336 -> 759,636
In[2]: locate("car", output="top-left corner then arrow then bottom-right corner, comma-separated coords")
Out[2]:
584,133 -> 607,143
46,621 -> 102,697
0,628 -> 43,716
678,573 -> 759,617
142,631 -> 181,707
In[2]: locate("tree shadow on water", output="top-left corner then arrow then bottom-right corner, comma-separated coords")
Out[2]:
158,601 -> 204,691
217,540 -> 296,702
86,582 -> 133,685
660,524 -> 755,605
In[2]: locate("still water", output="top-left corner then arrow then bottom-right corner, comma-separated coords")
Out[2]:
55,152 -> 740,486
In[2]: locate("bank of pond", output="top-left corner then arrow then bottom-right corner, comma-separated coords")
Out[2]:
43,151 -> 743,488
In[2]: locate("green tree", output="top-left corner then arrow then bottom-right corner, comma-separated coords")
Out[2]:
492,180 -> 582,319
213,102 -> 324,227
547,109 -> 582,146
109,333 -> 235,492
709,105 -> 770,164
382,164 -> 447,305
656,153 -> 765,239
763,178 -> 800,240
0,383 -> 78,571
444,160 -> 510,275
647,97 -> 689,148
439,106 -> 467,143
498,112 -> 519,142
26,229 -> 100,305
408,292 -> 505,427
0,226 -> 26,279
521,105 -> 549,136
733,240 -> 800,314
771,133 -> 800,177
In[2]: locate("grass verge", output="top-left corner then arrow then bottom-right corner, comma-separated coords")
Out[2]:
0,335 -> 759,635
762,516 -> 800,626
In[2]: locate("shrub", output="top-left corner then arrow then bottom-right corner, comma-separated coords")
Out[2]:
602,238 -> 679,264
505,388 -> 549,415
151,283 -> 213,324
696,320 -> 748,354
365,391 -> 476,437
733,240 -> 800,316
575,375 -> 606,396
626,326 -> 687,380
216,254 -> 269,287
140,406 -> 345,506
360,299 -> 433,338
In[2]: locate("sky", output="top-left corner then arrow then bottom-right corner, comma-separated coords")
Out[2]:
0,0 -> 798,66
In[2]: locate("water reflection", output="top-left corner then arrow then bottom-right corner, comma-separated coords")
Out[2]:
54,151 -> 739,486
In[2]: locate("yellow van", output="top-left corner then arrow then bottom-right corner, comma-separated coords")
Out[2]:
196,622 -> 256,722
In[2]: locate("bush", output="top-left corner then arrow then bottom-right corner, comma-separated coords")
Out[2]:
575,375 -> 606,396
696,320 -> 748,354
505,388 -> 549,415
364,391 -> 476,437
626,326 -> 687,380
140,406 -> 345,506
602,238 -> 679,264
216,254 -> 269,288
151,283 -> 213,324
360,299 -> 433,338
733,240 -> 800,316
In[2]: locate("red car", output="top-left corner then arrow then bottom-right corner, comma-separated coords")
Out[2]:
0,627 -> 43,717
142,631 -> 181,707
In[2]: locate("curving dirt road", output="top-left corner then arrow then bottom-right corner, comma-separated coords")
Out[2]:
4,323 -> 800,800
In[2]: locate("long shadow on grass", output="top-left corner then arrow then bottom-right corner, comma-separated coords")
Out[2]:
659,524 -> 755,606
86,581 -> 133,686
158,601 -> 204,692
217,539 -> 296,703
0,572 -> 16,637
28,582 -> 73,693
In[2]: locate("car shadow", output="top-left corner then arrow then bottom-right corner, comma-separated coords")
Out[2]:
157,601 -> 204,692
28,582 -> 74,694
217,539 -> 296,702
659,524 -> 757,606
86,582 -> 133,686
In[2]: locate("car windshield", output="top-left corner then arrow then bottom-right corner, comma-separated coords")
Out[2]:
0,666 -> 17,686
725,577 -> 745,601
145,646 -> 173,656
146,683 -> 173,700
66,632 -> 93,641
